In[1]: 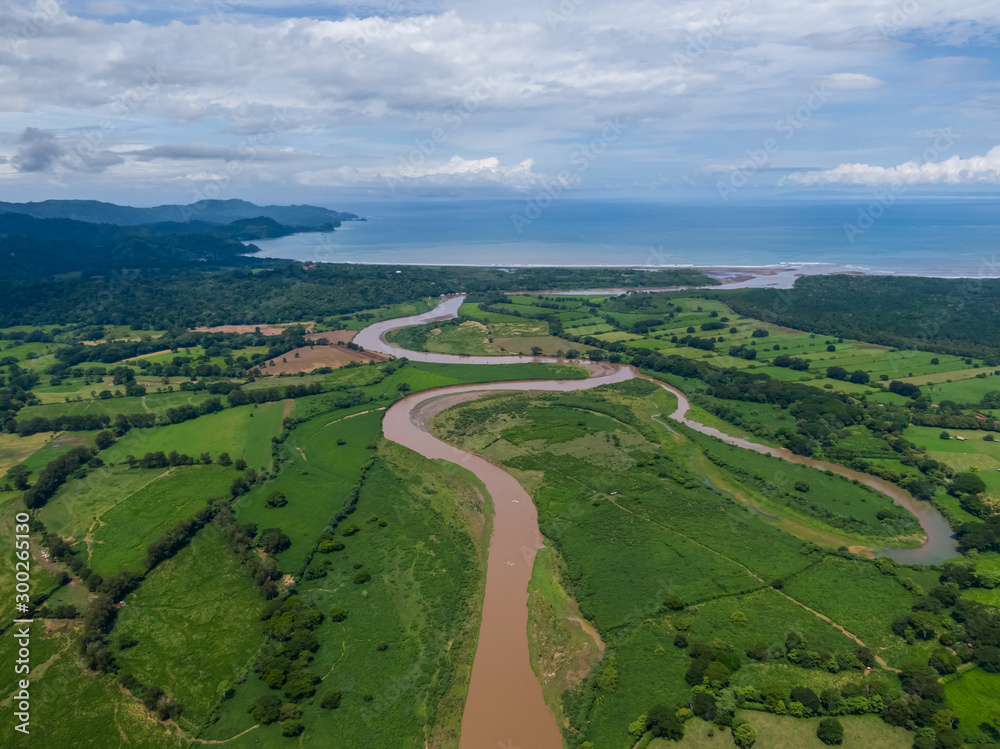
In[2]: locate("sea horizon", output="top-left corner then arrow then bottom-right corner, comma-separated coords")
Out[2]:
251,198 -> 1000,279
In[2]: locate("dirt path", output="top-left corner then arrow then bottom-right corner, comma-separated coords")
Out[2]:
141,395 -> 151,414
772,589 -> 897,671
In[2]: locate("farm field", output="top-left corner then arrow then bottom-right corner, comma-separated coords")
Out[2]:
261,343 -> 386,373
102,400 -> 286,468
113,523 -> 264,730
429,381 -> 927,747
656,712 -> 913,749
3,275 -> 999,749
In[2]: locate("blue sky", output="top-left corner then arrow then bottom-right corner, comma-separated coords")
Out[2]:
1,0 -> 999,206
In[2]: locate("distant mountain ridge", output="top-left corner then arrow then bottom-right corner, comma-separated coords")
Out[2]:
0,198 -> 358,227
0,199 -> 359,278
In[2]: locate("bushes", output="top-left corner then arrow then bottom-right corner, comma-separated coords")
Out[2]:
259,528 -> 291,555
22,446 -> 95,509
817,717 -> 843,745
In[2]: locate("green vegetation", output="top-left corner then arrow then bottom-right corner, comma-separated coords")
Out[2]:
723,275 -> 1000,359
113,524 -> 263,729
3,260 -> 999,748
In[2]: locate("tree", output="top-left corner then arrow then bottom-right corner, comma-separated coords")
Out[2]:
849,370 -> 870,384
320,690 -> 342,709
790,686 -> 820,715
234,458 -> 247,471
258,528 -> 291,555
266,491 -> 288,508
950,472 -> 987,497
247,694 -> 281,724
8,464 -> 29,491
733,719 -> 756,748
218,452 -> 232,466
94,430 -> 115,450
731,610 -> 748,627
646,704 -> 684,740
826,366 -> 848,380
817,717 -> 843,745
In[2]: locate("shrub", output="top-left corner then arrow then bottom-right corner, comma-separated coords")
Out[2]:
817,717 -> 844,745
320,690 -> 342,709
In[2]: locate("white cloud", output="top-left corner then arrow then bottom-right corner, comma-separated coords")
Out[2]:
787,144 -> 1000,186
822,73 -> 883,90
298,155 -> 545,190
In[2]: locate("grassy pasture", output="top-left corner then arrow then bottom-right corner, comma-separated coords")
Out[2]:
206,444 -> 488,748
102,400 -> 285,469
945,668 -> 1000,739
657,712 -> 912,749
113,523 -> 263,730
780,556 -> 921,667
0,431 -> 54,480
332,298 -> 435,331
683,429 -> 922,544
87,465 -> 236,576
925,373 -> 1000,403
0,624 -> 179,749
234,408 -> 383,574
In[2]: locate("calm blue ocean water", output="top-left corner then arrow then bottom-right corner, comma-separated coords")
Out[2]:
252,199 -> 1000,277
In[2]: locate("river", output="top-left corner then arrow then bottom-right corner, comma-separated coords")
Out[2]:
361,294 -> 957,748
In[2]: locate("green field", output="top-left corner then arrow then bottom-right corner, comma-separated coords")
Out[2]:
657,712 -> 913,749
430,381 -> 907,747
87,465 -> 238,576
945,669 -> 1000,740
202,442 -> 490,748
102,400 -> 286,469
113,523 -> 264,730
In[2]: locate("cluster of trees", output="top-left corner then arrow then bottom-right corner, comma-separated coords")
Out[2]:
145,500 -> 222,570
13,413 -> 111,436
252,595 -> 325,734
728,345 -> 758,361
773,354 -> 810,371
826,366 -> 870,384
118,674 -> 184,723
723,275 -> 1000,360
22,446 -> 95,509
214,504 -> 281,598
164,398 -> 223,424
2,261 -> 713,330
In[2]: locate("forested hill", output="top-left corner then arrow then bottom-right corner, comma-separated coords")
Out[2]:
0,200 -> 350,278
722,275 -> 1000,359
0,265 -> 715,327
0,198 -> 357,226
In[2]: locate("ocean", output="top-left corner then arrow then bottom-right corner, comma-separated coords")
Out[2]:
250,199 -> 1000,278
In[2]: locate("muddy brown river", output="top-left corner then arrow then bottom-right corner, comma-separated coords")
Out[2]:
364,295 -> 957,748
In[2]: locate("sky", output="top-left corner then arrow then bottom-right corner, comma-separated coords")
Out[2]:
1,0 -> 999,206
